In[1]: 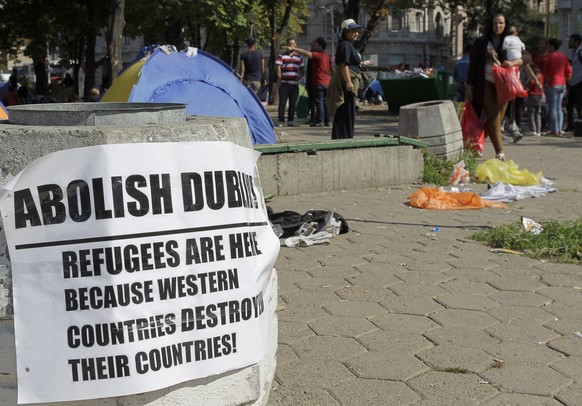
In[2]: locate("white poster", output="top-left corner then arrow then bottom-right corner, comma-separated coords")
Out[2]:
0,142 -> 280,404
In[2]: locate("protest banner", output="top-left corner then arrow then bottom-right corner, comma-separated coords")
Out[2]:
0,141 -> 279,404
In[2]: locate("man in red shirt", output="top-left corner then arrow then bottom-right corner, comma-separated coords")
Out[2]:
288,37 -> 332,126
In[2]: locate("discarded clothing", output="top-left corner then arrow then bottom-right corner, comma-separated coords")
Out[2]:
268,208 -> 349,240
480,181 -> 557,203
410,187 -> 507,210
476,159 -> 542,186
285,214 -> 343,247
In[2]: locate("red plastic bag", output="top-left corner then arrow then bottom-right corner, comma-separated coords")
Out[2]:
460,101 -> 485,155
492,65 -> 528,105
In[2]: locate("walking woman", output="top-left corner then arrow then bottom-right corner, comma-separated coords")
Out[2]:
465,13 -> 523,161
542,38 -> 572,136
327,19 -> 363,139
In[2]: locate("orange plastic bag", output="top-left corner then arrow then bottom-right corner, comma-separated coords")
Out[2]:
410,187 -> 507,210
460,101 -> 485,154
492,65 -> 528,105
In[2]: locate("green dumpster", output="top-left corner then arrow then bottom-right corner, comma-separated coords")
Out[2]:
435,71 -> 457,101
379,76 -> 439,112
379,72 -> 456,113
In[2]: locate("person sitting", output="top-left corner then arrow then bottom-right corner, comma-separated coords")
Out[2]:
62,73 -> 75,87
2,75 -> 19,106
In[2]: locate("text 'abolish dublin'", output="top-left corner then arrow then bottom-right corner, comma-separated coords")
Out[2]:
12,170 -> 258,229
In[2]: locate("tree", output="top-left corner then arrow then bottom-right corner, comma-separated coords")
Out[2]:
0,0 -> 110,99
106,0 -> 126,89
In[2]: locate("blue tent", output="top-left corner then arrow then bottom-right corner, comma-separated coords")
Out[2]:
102,47 -> 276,144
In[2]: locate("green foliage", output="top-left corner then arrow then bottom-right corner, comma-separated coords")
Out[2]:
471,218 -> 582,264
422,149 -> 476,186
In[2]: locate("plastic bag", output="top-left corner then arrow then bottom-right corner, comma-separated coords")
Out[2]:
409,187 -> 507,210
450,160 -> 471,185
460,101 -> 485,155
475,159 -> 542,186
492,65 -> 528,105
521,217 -> 543,235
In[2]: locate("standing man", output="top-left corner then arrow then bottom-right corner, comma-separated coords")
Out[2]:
239,37 -> 265,95
565,34 -> 582,132
287,37 -> 332,127
453,44 -> 471,103
276,38 -> 304,127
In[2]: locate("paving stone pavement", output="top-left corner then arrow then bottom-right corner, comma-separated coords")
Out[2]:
265,106 -> 582,405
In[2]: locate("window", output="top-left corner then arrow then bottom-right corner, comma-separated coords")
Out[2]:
435,13 -> 443,36
391,12 -> 403,31
416,12 -> 423,32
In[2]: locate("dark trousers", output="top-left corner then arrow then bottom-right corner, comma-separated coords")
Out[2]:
566,81 -> 582,129
278,83 -> 299,123
331,89 -> 356,139
313,85 -> 330,125
306,85 -> 315,122
505,96 -> 524,128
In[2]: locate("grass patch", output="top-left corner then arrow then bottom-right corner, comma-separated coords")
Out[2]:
422,149 -> 477,186
434,367 -> 469,374
470,218 -> 582,264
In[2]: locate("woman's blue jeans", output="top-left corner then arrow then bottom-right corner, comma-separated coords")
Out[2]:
545,85 -> 566,133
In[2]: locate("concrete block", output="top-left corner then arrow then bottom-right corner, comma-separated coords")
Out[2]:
0,321 -> 16,376
419,132 -> 462,148
398,100 -> 463,160
257,145 -> 423,196
0,377 -> 17,406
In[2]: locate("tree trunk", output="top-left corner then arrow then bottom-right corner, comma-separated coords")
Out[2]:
354,0 -> 387,54
267,0 -> 293,105
30,42 -> 48,97
33,57 -> 49,97
106,0 -> 126,89
84,34 -> 106,100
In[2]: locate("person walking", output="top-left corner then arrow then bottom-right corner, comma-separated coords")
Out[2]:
239,37 -> 265,95
287,37 -> 332,127
276,38 -> 304,127
565,34 -> 582,132
542,38 -> 572,136
465,12 -> 522,161
327,19 -> 364,139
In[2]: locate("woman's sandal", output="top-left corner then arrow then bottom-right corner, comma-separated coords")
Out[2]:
495,152 -> 506,162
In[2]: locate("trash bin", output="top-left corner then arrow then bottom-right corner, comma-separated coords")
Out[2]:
379,76 -> 440,112
435,71 -> 457,101
296,85 -> 310,119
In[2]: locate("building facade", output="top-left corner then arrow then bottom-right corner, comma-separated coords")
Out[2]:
557,0 -> 582,53
297,0 -> 461,71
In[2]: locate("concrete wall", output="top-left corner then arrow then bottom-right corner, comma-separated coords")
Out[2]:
257,144 -> 424,197
0,116 -> 278,406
